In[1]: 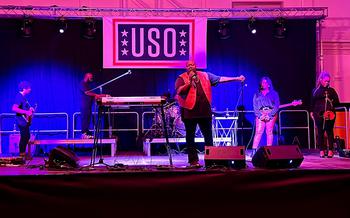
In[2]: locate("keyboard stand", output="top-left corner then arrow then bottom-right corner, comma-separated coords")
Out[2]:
159,104 -> 173,167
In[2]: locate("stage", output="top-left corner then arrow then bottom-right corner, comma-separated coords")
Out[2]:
0,150 -> 350,218
1,149 -> 350,175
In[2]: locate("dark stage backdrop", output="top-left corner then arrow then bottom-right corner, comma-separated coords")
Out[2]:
0,18 -> 316,153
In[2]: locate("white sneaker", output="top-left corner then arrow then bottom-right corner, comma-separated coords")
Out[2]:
81,133 -> 94,139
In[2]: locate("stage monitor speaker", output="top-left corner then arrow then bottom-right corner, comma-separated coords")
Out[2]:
252,145 -> 304,168
48,146 -> 80,169
204,146 -> 246,168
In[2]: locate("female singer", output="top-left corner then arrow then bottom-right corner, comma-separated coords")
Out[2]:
252,77 -> 280,153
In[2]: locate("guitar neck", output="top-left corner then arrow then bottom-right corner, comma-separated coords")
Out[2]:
279,103 -> 294,109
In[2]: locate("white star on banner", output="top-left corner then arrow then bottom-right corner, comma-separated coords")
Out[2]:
121,39 -> 128,46
121,48 -> 129,56
121,29 -> 128,37
179,48 -> 187,56
179,39 -> 187,46
179,30 -> 187,37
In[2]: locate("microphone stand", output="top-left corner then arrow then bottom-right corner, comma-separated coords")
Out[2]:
88,70 -> 132,168
86,70 -> 132,93
233,81 -> 246,146
323,90 -> 332,130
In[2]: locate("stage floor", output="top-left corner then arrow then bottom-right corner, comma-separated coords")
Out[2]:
1,149 -> 349,176
1,149 -> 350,218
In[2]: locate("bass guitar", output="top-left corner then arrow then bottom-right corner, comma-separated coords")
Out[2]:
260,99 -> 302,121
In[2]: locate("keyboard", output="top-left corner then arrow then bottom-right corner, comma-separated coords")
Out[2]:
97,96 -> 166,106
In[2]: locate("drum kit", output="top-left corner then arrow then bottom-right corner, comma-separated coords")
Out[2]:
144,102 -> 202,139
147,102 -> 186,138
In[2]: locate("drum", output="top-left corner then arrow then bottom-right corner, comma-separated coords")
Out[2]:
168,104 -> 180,119
171,105 -> 203,137
152,108 -> 163,125
151,107 -> 171,138
152,104 -> 203,138
172,116 -> 186,137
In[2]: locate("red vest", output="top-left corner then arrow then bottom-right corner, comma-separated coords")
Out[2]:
176,71 -> 212,110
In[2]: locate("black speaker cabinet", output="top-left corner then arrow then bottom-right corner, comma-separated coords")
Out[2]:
204,146 -> 246,168
252,145 -> 304,168
49,146 -> 80,169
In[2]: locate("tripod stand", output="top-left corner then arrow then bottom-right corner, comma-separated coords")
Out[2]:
159,104 -> 173,166
89,105 -> 110,167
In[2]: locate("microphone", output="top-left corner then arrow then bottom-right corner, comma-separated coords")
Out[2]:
127,70 -> 132,75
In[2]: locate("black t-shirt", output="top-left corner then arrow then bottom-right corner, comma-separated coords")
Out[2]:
14,92 -> 30,126
80,80 -> 96,108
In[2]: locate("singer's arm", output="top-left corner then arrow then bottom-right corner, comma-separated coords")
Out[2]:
219,75 -> 245,83
175,77 -> 191,95
84,90 -> 110,99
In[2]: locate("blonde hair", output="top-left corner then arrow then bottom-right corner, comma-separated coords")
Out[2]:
317,71 -> 331,87
313,71 -> 331,96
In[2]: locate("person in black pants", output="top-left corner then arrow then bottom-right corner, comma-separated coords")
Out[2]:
12,81 -> 34,160
80,72 -> 109,139
175,60 -> 245,167
310,72 -> 340,158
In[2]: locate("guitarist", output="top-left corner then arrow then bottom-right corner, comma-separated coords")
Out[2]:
252,77 -> 280,153
310,72 -> 339,158
12,81 -> 35,160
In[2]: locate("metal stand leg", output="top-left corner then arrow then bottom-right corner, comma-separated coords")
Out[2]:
90,106 -> 104,167
160,105 -> 173,166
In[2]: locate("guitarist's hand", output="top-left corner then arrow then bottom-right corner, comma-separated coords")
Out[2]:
259,114 -> 269,121
29,107 -> 35,112
25,110 -> 33,117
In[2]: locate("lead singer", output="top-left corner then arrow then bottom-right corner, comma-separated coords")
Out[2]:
175,60 -> 245,167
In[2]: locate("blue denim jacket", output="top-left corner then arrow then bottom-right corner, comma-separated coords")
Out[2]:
253,90 -> 280,118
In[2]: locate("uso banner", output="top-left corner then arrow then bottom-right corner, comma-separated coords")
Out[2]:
103,17 -> 207,69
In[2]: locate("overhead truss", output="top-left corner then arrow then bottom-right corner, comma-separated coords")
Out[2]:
0,6 -> 327,20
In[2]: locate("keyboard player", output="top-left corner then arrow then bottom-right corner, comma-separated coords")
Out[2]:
80,72 -> 109,139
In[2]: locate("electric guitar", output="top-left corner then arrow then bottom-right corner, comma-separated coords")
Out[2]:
21,103 -> 37,126
259,99 -> 302,121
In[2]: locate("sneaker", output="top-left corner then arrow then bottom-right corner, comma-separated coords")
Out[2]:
188,161 -> 202,168
320,150 -> 325,158
81,133 -> 94,139
327,150 -> 334,158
